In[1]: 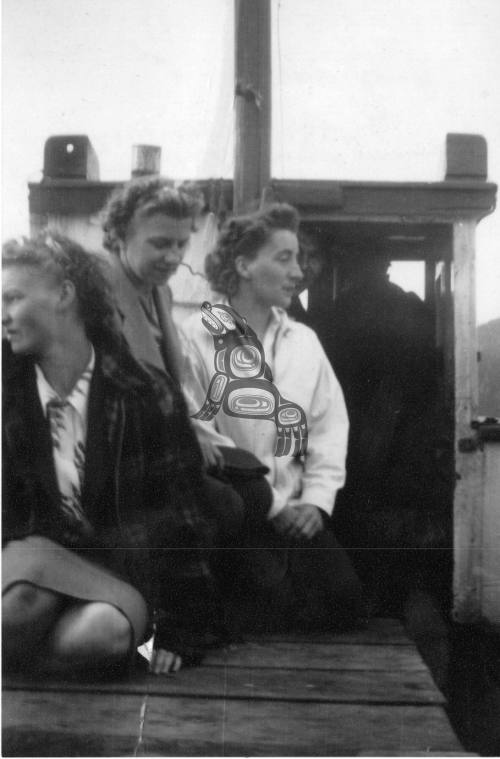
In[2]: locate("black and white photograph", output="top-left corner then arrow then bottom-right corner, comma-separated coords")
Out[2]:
2,1 -> 500,756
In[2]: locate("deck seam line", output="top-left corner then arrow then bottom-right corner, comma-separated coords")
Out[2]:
201,663 -> 429,673
1,687 -> 445,706
3,663 -> 432,682
238,640 -> 415,649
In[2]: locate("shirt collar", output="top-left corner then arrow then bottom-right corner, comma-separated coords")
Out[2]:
36,345 -> 95,419
217,296 -> 289,335
268,306 -> 288,329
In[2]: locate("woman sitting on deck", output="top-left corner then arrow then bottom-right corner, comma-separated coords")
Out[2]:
2,232 -> 219,678
181,204 -> 364,632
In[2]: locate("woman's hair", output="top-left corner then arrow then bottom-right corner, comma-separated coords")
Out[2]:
205,203 -> 300,296
2,231 -> 122,351
102,176 -> 204,254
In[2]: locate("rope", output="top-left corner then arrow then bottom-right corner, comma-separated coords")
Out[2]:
276,0 -> 286,177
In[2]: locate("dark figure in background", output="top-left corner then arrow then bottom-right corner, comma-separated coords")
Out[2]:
325,248 -> 453,615
287,233 -> 326,331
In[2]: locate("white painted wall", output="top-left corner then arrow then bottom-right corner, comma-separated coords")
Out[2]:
481,443 -> 500,626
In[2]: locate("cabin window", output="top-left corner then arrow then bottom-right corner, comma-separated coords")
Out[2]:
388,260 -> 425,299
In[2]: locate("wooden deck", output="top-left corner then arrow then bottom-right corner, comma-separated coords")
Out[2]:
2,618 -> 469,757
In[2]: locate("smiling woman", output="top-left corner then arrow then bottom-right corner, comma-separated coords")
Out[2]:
118,213 -> 193,288
233,228 -> 303,313
101,177 -> 204,383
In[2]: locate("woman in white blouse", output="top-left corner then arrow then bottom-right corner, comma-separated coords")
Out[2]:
182,204 -> 364,631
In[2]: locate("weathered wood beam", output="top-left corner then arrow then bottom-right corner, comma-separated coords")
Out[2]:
268,179 -> 497,223
29,176 -> 496,224
234,0 -> 271,212
29,180 -> 118,216
452,220 -> 484,623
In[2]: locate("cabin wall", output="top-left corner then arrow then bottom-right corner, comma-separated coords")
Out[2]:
481,441 -> 500,627
169,212 -> 216,324
30,213 -> 105,252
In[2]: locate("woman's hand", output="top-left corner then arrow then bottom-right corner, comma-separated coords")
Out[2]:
149,648 -> 182,675
271,503 -> 324,541
199,439 -> 225,469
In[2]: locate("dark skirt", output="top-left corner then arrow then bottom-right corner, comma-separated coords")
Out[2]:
2,536 -> 149,648
225,517 -> 366,634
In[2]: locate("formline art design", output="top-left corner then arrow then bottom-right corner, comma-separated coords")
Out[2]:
193,302 -> 308,457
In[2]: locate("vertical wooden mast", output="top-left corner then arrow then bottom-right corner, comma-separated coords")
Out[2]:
234,0 -> 272,213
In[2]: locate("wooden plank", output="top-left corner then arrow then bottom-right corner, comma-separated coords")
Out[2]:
2,691 -> 464,757
2,691 -> 145,757
270,178 -> 497,223
29,180 -> 117,216
268,180 -> 343,209
142,696 -> 464,756
29,175 -> 498,224
358,753 -> 477,757
203,641 -> 428,671
245,617 -> 410,646
3,663 -> 444,704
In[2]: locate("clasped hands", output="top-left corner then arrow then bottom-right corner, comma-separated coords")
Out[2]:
271,503 -> 324,541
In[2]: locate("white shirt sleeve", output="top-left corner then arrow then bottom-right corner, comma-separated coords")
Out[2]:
293,339 -> 349,516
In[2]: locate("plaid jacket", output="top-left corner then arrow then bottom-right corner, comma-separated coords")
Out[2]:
3,340 -> 220,657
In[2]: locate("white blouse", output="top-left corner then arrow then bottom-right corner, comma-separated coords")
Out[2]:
181,305 -> 349,519
36,347 -> 95,527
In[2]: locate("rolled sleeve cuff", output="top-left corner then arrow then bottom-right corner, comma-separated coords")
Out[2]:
298,485 -> 339,517
267,486 -> 339,520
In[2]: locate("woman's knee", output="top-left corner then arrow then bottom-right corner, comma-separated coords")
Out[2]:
2,583 -> 63,668
91,604 -> 134,658
51,602 -> 133,661
232,475 -> 273,523
2,582 -> 61,628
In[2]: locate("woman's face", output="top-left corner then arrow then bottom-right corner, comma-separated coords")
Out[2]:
120,211 -> 192,288
240,229 -> 303,309
2,265 -> 61,356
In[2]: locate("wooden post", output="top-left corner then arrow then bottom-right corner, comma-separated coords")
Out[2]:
447,134 -> 490,623
452,220 -> 484,622
234,0 -> 271,213
424,259 -> 435,307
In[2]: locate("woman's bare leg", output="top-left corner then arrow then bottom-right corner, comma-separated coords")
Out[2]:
2,582 -> 65,670
3,587 -> 139,678
41,601 -> 138,677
